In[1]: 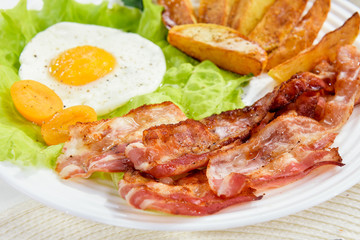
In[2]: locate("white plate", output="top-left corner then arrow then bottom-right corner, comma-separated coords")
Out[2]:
1,0 -> 360,231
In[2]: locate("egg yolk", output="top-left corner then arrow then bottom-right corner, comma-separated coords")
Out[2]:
49,45 -> 116,86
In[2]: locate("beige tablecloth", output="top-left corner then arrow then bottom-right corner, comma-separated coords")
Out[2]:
1,183 -> 360,240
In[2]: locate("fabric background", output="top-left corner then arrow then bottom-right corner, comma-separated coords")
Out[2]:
1,183 -> 360,240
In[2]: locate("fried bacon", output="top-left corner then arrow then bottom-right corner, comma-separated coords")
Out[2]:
126,119 -> 219,178
249,146 -> 343,190
207,45 -> 360,197
124,91 -> 276,178
206,113 -> 342,197
320,45 -> 360,130
56,102 -> 187,179
269,71 -> 335,112
125,72 -> 333,178
118,169 -> 261,216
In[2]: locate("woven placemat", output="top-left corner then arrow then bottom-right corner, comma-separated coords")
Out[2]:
1,184 -> 359,240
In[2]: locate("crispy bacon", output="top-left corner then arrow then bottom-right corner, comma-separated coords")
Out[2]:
56,102 -> 187,179
125,72 -> 333,178
291,92 -> 327,120
269,71 -> 335,112
118,170 -> 261,216
207,114 -> 342,197
126,119 -> 219,178
274,60 -> 336,120
207,45 -> 360,197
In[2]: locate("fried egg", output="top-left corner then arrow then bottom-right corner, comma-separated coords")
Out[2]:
19,22 -> 166,116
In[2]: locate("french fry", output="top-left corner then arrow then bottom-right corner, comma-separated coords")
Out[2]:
198,0 -> 235,25
158,0 -> 197,29
248,0 -> 308,52
266,0 -> 331,70
168,24 -> 267,76
268,13 -> 360,83
228,0 -> 276,36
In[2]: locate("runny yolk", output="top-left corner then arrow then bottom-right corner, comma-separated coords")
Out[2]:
49,45 -> 116,86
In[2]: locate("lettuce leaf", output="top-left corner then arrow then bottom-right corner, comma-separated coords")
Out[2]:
0,0 -> 249,168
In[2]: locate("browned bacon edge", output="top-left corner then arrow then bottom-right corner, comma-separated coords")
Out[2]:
125,119 -> 219,178
270,71 -> 335,112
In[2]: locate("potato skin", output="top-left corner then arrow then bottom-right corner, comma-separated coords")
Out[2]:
268,13 -> 360,83
249,0 -> 307,52
198,0 -> 229,25
228,0 -> 275,36
168,24 -> 267,76
158,0 -> 197,29
266,0 -> 331,71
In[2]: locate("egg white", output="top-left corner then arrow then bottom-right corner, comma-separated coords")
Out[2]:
19,22 -> 166,116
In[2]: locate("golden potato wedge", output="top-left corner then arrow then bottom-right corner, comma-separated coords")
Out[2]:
266,0 -> 331,71
158,0 -> 197,29
168,24 -> 267,76
248,0 -> 308,52
198,0 -> 235,25
268,12 -> 360,83
228,0 -> 276,36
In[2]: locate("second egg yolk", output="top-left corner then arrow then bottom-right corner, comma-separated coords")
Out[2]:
49,45 -> 116,86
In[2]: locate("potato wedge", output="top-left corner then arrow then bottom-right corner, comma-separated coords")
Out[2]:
248,0 -> 308,52
228,0 -> 275,36
198,0 -> 235,25
158,0 -> 197,29
168,24 -> 267,76
266,0 -> 331,71
268,13 -> 360,83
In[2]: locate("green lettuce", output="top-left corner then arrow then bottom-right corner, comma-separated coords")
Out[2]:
0,0 -> 250,168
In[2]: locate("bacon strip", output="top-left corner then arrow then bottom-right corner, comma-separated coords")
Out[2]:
125,73 -> 333,178
118,170 -> 261,216
207,45 -> 360,197
56,102 -> 187,179
125,119 -> 219,178
207,114 -> 340,197
249,146 -> 343,190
